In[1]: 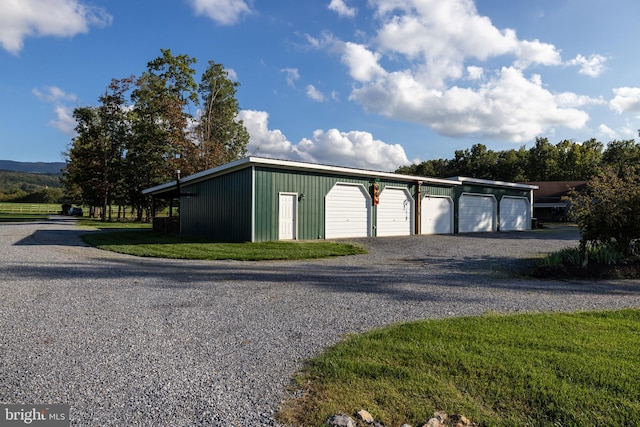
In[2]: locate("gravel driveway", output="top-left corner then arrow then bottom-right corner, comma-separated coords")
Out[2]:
1,218 -> 640,426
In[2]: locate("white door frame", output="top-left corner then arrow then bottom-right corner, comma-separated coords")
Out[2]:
278,192 -> 298,240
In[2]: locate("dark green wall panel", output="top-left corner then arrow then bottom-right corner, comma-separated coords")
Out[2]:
180,168 -> 252,242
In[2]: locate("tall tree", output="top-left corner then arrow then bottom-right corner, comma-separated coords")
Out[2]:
528,137 -> 560,181
130,49 -> 198,179
194,60 -> 249,171
62,77 -> 134,220
602,139 -> 640,176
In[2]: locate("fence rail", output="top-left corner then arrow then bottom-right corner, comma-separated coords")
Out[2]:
0,203 -> 61,214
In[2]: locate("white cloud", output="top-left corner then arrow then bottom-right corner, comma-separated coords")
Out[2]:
326,0 -> 601,143
0,0 -> 112,54
349,66 -> 589,142
598,124 -> 617,139
328,0 -> 356,18
32,86 -> 78,103
238,110 -> 409,170
51,104 -> 76,135
296,129 -> 409,170
567,54 -> 607,77
466,66 -> 484,81
306,85 -> 326,102
226,68 -> 239,81
189,0 -> 251,25
609,87 -> 640,113
33,86 -> 78,136
281,68 -> 300,87
239,110 -> 294,158
341,42 -> 386,82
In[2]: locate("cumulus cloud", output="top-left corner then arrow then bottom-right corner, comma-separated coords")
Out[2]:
189,0 -> 251,25
33,86 -> 78,135
567,54 -> 607,77
328,0 -> 356,18
349,66 -> 588,142
238,110 -> 409,170
0,0 -> 112,54
328,0 -> 602,143
296,129 -> 409,170
609,87 -> 640,113
239,110 -> 294,159
340,42 -> 386,82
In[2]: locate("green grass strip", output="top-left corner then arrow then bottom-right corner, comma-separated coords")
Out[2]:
81,230 -> 367,261
0,213 -> 49,222
279,309 -> 640,427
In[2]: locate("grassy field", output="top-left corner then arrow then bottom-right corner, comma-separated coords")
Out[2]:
77,218 -> 152,229
279,309 -> 640,427
0,203 -> 61,214
81,230 -> 367,261
0,212 -> 50,222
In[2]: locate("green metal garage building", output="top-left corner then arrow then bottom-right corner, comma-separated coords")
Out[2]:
143,157 -> 537,242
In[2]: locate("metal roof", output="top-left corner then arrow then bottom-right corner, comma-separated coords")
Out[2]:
448,176 -> 539,190
143,156 -> 464,196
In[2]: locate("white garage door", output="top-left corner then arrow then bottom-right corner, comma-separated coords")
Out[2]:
500,196 -> 530,231
459,193 -> 497,233
377,187 -> 414,237
325,184 -> 371,238
421,196 -> 453,234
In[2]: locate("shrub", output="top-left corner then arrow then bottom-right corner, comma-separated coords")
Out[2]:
567,167 -> 640,257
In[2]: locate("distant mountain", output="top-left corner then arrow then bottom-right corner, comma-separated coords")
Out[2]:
0,160 -> 66,174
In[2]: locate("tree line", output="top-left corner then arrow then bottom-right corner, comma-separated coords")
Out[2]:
395,136 -> 640,182
62,49 -> 249,221
0,171 -> 63,203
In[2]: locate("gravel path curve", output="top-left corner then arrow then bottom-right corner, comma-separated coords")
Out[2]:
1,218 -> 640,426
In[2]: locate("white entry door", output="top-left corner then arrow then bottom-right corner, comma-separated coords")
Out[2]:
278,193 -> 297,240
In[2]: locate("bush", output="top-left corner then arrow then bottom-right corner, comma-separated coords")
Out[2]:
540,243 -> 623,268
567,167 -> 640,256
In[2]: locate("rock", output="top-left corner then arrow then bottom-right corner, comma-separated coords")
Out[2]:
326,414 -> 355,427
449,413 -> 476,427
357,409 -> 374,424
422,418 -> 443,427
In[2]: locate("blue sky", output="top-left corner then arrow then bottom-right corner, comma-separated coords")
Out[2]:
2,0 -> 640,171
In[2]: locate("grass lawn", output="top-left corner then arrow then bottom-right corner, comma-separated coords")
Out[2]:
77,217 -> 153,230
0,212 -> 49,222
81,230 -> 367,261
278,309 -> 640,427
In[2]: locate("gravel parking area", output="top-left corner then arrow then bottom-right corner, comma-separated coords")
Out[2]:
1,219 -> 640,426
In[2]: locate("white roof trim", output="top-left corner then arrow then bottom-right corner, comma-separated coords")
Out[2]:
448,176 -> 539,190
143,156 -> 462,195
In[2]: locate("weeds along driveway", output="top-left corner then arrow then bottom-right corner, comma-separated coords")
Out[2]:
1,219 -> 640,426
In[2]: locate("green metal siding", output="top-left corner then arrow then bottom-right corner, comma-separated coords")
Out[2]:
253,167 -> 377,241
252,167 -> 457,241
180,168 -> 252,242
